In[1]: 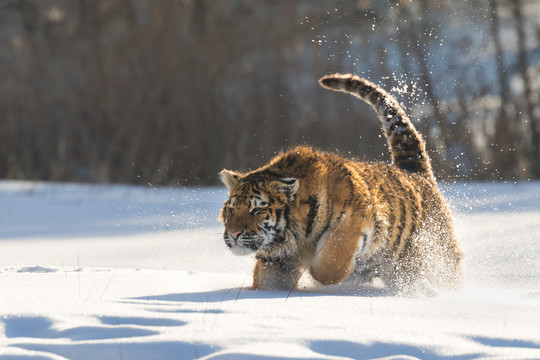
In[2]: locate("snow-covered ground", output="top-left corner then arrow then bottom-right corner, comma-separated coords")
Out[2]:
1,180 -> 539,360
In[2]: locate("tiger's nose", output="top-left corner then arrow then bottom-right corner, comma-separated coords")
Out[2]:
228,230 -> 243,240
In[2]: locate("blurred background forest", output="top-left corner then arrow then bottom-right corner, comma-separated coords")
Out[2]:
1,0 -> 540,186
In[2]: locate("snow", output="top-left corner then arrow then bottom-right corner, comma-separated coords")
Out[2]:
1,180 -> 540,360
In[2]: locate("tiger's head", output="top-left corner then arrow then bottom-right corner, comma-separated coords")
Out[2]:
218,169 -> 299,256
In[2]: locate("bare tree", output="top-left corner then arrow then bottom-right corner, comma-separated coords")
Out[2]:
1,0 -> 540,184
513,0 -> 540,178
489,0 -> 517,179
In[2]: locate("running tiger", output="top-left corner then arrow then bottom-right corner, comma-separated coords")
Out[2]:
219,73 -> 463,293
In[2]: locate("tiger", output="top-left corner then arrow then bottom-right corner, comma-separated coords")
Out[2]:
219,73 -> 463,293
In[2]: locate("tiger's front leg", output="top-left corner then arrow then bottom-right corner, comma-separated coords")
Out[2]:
252,257 -> 301,291
309,216 -> 368,286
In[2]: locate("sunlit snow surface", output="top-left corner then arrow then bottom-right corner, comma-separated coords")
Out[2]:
1,180 -> 539,360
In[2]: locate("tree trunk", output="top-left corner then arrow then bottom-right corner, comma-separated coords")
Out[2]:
513,0 -> 540,178
489,0 -> 516,179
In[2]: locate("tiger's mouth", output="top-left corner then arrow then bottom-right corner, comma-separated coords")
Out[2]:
223,231 -> 282,255
224,232 -> 264,255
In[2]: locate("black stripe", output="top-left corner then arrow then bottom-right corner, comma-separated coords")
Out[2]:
280,177 -> 297,185
370,91 -> 382,105
360,84 -> 374,97
388,122 -> 410,136
387,117 -> 407,130
393,151 -> 424,162
359,233 -> 368,253
407,194 -> 421,241
249,169 -> 283,180
246,241 -> 260,251
398,231 -> 415,263
283,155 -> 297,169
275,209 -> 282,225
320,77 -> 340,89
391,136 -> 420,150
346,79 -> 361,91
340,162 -> 356,215
305,196 -> 319,238
383,106 -> 397,118
408,216 -> 418,243
283,204 -> 291,234
394,159 -> 424,173
391,197 -> 407,255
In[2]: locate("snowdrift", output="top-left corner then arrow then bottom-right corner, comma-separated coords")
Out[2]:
1,181 -> 539,359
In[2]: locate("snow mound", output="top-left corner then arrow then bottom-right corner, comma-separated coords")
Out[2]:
1,181 -> 539,359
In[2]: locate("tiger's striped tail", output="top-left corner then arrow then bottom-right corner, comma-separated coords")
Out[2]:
319,73 -> 434,180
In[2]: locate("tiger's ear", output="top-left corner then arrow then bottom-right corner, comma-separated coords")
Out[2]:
220,169 -> 242,190
271,177 -> 299,199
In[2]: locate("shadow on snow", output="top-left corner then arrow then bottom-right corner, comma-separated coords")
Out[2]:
128,285 -> 394,304
310,340 -> 481,360
2,314 -> 215,360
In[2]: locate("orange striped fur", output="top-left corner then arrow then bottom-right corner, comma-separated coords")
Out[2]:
219,74 -> 462,293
